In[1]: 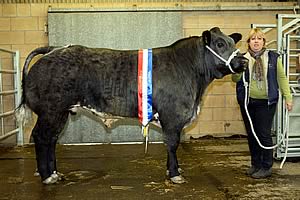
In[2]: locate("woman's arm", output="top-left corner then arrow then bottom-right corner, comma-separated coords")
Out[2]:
231,73 -> 242,82
277,57 -> 293,111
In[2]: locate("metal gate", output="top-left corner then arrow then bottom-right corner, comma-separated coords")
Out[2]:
0,48 -> 23,145
253,14 -> 300,158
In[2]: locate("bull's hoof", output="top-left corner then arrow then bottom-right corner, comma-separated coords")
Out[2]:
34,170 -> 40,177
42,173 -> 59,185
56,172 -> 64,181
34,170 -> 64,181
170,175 -> 187,184
166,167 -> 184,176
42,176 -> 56,185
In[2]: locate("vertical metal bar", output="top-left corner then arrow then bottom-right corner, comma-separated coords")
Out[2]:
14,51 -> 23,146
282,35 -> 291,157
277,14 -> 283,54
286,35 -> 290,82
0,58 -> 3,138
276,14 -> 283,156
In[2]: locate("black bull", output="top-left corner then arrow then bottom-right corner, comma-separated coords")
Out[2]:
16,27 -> 248,184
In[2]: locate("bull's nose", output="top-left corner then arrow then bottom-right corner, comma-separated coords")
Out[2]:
243,60 -> 249,70
241,57 -> 249,64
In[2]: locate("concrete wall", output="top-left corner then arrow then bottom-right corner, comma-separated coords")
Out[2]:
0,2 -> 296,143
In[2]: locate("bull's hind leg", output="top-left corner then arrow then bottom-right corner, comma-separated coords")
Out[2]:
32,113 -> 68,184
163,125 -> 186,184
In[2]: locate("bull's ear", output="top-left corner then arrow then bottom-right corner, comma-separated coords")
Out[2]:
229,33 -> 242,44
202,30 -> 211,46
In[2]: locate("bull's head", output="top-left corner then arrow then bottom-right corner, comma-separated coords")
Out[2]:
202,27 -> 248,79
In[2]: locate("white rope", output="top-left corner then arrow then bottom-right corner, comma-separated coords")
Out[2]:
242,73 -> 288,150
205,45 -> 240,74
280,108 -> 289,169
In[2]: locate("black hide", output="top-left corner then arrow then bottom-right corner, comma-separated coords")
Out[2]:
18,27 -> 248,183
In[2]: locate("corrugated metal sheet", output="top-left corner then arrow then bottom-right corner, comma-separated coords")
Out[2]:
48,11 -> 182,143
1,0 -> 296,4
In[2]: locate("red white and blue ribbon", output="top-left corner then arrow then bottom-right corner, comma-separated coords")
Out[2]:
138,49 -> 153,137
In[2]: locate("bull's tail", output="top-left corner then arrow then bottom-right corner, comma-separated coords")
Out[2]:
16,46 -> 57,125
15,104 -> 33,127
22,46 -> 57,78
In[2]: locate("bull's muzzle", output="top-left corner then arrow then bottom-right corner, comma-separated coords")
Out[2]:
230,54 -> 248,73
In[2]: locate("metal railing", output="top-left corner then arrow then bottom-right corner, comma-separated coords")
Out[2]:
0,48 -> 23,145
253,14 -> 300,158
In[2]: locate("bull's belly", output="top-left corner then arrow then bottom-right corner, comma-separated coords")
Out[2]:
69,104 -> 161,128
183,105 -> 201,129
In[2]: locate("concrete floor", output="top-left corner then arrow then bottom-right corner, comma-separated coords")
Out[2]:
0,139 -> 300,200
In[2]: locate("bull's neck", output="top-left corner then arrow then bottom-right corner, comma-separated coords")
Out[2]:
171,37 -> 214,107
172,37 -> 200,65
172,37 -> 213,82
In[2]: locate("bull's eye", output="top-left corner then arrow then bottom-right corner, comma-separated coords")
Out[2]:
217,42 -> 224,48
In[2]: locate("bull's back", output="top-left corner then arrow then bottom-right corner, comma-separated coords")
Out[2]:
25,45 -> 141,117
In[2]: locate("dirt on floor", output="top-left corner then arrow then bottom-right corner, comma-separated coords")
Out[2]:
0,138 -> 300,200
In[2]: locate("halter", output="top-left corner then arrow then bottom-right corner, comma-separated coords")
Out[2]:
205,45 -> 240,73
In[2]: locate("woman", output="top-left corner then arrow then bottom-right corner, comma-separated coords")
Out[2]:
232,28 -> 293,179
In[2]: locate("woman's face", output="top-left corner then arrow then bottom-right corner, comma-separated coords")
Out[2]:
248,34 -> 264,52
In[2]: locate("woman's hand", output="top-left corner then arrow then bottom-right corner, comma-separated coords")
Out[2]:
286,102 -> 293,112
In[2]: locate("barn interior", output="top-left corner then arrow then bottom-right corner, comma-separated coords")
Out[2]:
0,0 -> 300,199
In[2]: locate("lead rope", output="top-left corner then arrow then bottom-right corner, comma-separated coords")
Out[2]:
242,72 -> 289,168
280,109 -> 289,168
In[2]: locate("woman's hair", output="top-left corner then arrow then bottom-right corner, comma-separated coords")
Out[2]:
246,28 -> 266,48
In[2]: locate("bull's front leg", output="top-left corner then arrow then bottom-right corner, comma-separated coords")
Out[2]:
165,130 -> 186,184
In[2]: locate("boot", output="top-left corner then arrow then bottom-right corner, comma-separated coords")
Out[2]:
251,168 -> 272,179
245,166 -> 260,176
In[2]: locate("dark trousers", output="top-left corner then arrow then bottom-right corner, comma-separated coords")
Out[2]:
239,98 -> 276,169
